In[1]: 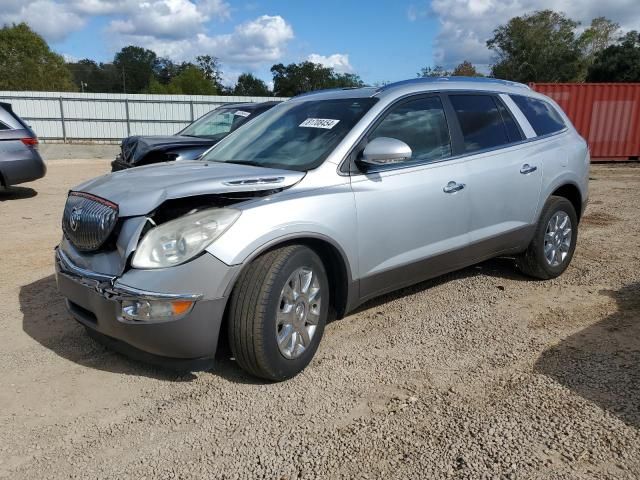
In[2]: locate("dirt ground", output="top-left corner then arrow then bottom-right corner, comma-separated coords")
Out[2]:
1,158 -> 639,479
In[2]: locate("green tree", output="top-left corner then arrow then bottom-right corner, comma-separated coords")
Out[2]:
0,23 -> 75,91
195,55 -> 222,85
147,65 -> 219,95
587,31 -> 640,82
66,59 -> 122,93
271,61 -> 364,96
579,17 -> 620,61
487,10 -> 583,82
113,45 -> 159,93
332,73 -> 365,88
233,73 -> 271,96
452,60 -> 484,77
418,65 -> 450,77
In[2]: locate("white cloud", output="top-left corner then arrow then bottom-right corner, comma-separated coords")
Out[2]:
0,0 -> 292,69
114,15 -> 294,66
108,0 -> 214,39
429,0 -> 640,69
0,0 -> 85,42
307,53 -> 354,74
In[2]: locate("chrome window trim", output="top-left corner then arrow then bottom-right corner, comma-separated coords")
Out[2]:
338,89 -> 569,177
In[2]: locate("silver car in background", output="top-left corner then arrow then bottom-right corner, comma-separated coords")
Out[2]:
55,77 -> 589,380
0,102 -> 46,187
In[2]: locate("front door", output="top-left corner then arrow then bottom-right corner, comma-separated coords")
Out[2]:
350,95 -> 472,301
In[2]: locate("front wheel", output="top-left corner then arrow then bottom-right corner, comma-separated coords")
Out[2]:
517,195 -> 578,280
227,245 -> 329,381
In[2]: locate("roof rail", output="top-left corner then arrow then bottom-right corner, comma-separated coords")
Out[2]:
376,76 -> 530,93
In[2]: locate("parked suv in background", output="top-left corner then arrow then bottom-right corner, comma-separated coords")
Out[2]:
111,101 -> 279,171
0,102 -> 46,187
55,77 -> 589,381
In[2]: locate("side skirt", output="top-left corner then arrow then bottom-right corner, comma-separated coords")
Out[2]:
355,226 -> 535,307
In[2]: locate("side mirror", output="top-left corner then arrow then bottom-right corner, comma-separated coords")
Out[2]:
359,137 -> 412,167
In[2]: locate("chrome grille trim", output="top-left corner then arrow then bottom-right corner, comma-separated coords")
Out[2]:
62,192 -> 119,251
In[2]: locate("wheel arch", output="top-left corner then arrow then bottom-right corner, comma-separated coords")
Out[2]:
551,183 -> 583,222
223,233 -> 355,321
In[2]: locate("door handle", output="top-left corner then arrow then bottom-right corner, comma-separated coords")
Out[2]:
443,181 -> 465,194
520,164 -> 537,174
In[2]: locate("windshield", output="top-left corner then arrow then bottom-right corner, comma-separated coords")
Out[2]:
178,107 -> 253,140
201,97 -> 378,171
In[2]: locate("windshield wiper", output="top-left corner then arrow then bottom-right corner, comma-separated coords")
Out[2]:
221,160 -> 264,167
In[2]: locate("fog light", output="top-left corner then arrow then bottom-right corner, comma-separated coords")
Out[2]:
121,299 -> 195,322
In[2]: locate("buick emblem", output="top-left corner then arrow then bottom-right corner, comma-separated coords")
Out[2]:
70,206 -> 83,232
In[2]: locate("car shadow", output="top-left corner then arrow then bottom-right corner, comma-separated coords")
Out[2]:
19,258 -> 531,385
0,186 -> 37,201
351,257 -> 530,316
535,282 -> 640,429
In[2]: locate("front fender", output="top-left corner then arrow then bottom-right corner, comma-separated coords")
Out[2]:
205,184 -> 359,282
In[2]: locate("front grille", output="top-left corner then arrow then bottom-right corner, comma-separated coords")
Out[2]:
62,192 -> 119,251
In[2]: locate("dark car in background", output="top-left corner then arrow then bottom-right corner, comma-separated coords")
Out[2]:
111,101 -> 279,171
0,102 -> 46,187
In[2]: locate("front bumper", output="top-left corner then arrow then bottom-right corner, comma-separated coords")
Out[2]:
55,248 -> 233,370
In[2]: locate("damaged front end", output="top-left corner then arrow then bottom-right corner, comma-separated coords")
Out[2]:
54,161 -> 304,366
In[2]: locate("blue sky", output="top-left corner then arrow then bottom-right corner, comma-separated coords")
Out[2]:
49,1 -> 441,85
3,0 -> 638,87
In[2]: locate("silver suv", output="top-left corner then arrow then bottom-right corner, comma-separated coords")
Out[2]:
55,78 -> 589,380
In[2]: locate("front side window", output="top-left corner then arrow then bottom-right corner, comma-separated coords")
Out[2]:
203,98 -> 378,171
510,95 -> 566,136
179,107 -> 251,139
369,96 -> 451,163
449,95 -> 510,153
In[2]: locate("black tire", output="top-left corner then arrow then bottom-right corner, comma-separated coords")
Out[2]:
227,245 -> 329,381
517,195 -> 578,280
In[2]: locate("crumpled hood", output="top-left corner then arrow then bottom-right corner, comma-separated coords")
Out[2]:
72,160 -> 305,217
121,135 -> 216,165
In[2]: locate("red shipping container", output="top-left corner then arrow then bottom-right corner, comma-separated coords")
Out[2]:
530,83 -> 640,160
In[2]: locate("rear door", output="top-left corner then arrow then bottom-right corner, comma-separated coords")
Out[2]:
444,93 -> 543,255
350,95 -> 472,301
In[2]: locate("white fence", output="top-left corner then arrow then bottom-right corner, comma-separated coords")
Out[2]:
0,91 -> 288,143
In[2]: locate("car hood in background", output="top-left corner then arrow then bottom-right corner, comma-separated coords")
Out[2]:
72,161 -> 305,217
121,135 -> 216,165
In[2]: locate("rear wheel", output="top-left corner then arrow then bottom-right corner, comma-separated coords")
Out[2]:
227,245 -> 329,381
517,195 -> 578,279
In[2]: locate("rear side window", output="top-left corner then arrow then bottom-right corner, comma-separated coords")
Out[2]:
510,95 -> 565,136
0,121 -> 10,130
369,96 -> 451,163
449,95 -> 510,153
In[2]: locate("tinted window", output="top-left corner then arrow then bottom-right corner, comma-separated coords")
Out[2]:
510,95 -> 565,136
369,96 -> 451,163
496,99 -> 524,142
0,121 -> 9,130
449,95 -> 510,153
203,98 -> 378,171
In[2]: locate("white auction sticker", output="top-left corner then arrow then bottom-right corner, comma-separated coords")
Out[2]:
299,118 -> 340,129
234,110 -> 251,117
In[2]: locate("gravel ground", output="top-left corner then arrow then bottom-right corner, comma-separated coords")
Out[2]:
1,158 -> 639,479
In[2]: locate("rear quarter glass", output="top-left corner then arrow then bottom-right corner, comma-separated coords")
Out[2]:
510,95 -> 566,136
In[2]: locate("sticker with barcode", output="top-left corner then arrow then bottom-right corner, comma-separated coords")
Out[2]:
234,110 -> 251,117
299,118 -> 340,129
